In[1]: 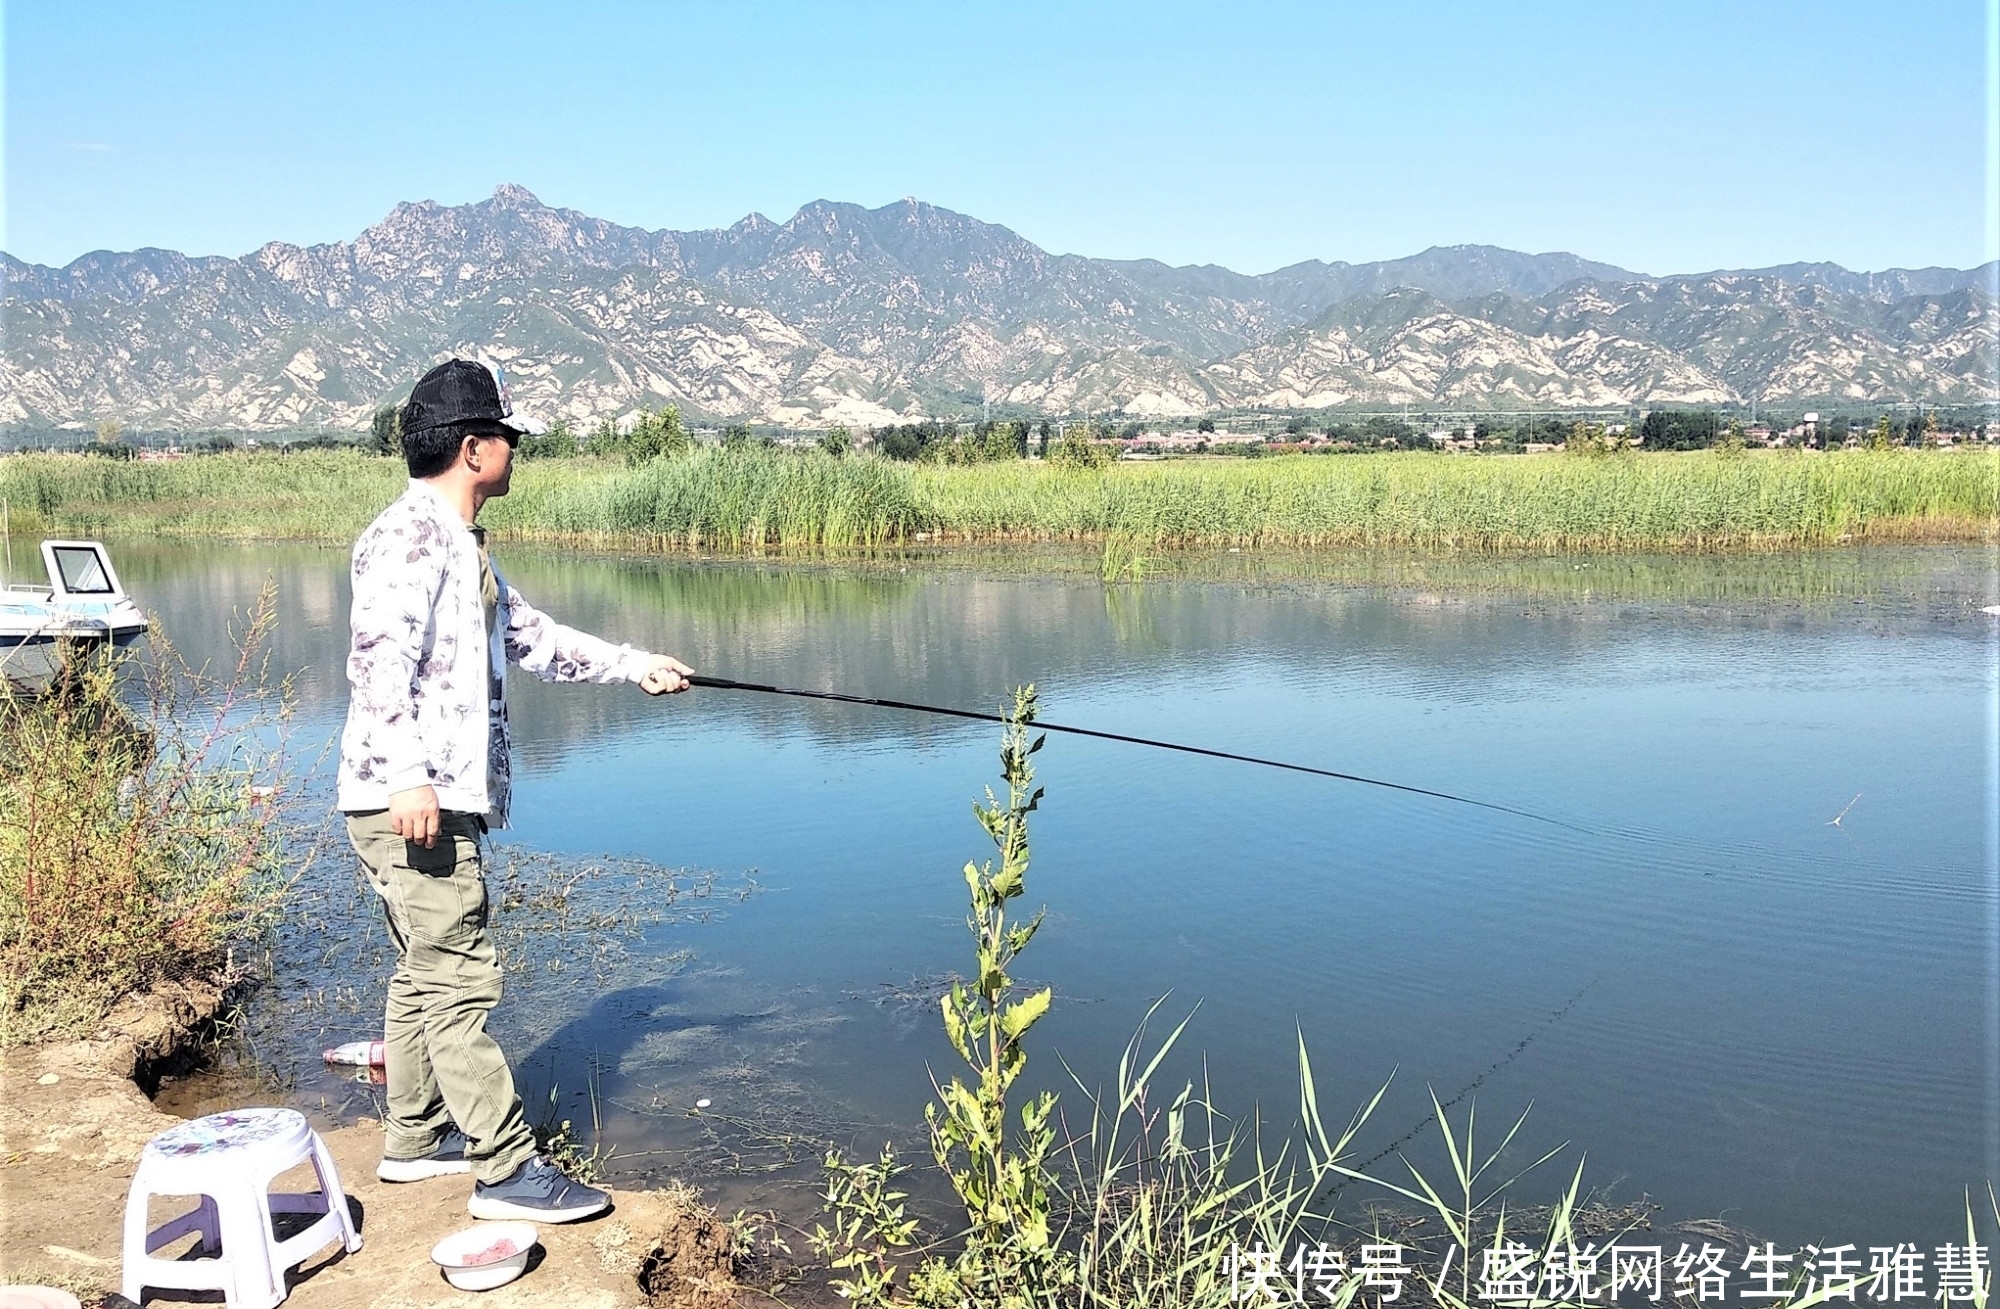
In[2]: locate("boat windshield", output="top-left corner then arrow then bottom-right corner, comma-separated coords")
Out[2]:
51,546 -> 114,594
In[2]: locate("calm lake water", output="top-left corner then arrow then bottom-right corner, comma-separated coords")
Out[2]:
118,539 -> 1996,1246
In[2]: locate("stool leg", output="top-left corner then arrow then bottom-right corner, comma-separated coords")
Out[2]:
309,1131 -> 362,1254
119,1161 -> 156,1307
215,1184 -> 284,1309
196,1194 -> 222,1256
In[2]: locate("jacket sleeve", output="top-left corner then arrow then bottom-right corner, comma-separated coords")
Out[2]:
503,584 -> 649,684
345,522 -> 444,794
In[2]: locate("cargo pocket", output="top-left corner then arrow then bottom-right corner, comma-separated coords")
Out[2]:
400,817 -> 490,954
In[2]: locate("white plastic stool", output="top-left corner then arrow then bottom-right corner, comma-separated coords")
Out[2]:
120,1108 -> 362,1309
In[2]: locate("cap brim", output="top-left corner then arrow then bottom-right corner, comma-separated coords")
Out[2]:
500,414 -> 549,437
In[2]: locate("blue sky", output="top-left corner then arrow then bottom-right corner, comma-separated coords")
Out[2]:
5,1 -> 1993,275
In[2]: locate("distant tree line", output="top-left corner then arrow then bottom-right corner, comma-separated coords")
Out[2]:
1314,416 -> 1429,450
872,419 -> 1044,463
22,400 -> 1983,465
1640,410 -> 1720,451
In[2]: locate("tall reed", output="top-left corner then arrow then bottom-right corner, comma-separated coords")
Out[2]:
910,448 -> 1998,548
3,446 -> 1991,553
505,446 -> 923,549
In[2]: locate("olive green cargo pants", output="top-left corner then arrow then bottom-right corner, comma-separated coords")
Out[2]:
345,809 -> 536,1184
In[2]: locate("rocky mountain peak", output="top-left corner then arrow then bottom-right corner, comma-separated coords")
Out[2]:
1,190 -> 1989,432
490,182 -> 543,208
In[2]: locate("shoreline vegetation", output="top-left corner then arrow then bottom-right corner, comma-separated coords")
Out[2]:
0,607 -> 292,1045
1,445 -> 1993,555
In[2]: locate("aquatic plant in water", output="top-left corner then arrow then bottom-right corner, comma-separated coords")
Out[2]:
814,685 -> 1067,1307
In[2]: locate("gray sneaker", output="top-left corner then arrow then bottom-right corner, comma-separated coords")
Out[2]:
377,1127 -> 472,1182
468,1155 -> 610,1223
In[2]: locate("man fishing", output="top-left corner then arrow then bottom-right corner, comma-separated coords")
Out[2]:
337,358 -> 693,1222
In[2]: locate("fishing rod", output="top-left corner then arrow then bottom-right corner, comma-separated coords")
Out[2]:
686,674 -> 1587,833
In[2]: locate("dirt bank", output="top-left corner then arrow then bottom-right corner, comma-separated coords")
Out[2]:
0,985 -> 755,1308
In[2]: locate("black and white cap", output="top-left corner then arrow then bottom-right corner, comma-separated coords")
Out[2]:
401,358 -> 548,437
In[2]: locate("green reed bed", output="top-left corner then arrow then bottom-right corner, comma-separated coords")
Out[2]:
500,446 -> 923,549
0,450 -> 407,541
2,446 -> 1991,552
912,448 -> 1997,548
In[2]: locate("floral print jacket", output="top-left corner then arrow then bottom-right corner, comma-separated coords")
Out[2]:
337,480 -> 650,828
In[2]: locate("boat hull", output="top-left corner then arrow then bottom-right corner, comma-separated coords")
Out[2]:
0,626 -> 149,693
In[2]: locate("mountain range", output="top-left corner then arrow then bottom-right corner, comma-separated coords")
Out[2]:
3,183 -> 1992,432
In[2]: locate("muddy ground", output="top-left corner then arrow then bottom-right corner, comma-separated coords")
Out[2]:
0,982 -> 807,1309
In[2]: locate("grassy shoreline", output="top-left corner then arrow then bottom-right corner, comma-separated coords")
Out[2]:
1,445 -> 1993,554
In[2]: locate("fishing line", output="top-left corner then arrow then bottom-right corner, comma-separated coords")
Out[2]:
687,675 -> 1591,834
1318,977 -> 1600,1201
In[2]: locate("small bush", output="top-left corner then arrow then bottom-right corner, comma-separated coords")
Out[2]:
518,417 -> 580,460
626,408 -> 691,464
1562,422 -> 1614,457
0,588 -> 296,1045
1047,430 -> 1112,471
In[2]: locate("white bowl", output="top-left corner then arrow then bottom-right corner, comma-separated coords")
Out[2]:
430,1221 -> 538,1291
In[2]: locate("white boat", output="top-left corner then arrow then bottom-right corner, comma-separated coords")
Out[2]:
0,540 -> 151,692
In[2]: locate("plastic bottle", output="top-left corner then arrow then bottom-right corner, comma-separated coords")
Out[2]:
322,1039 -> 386,1067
